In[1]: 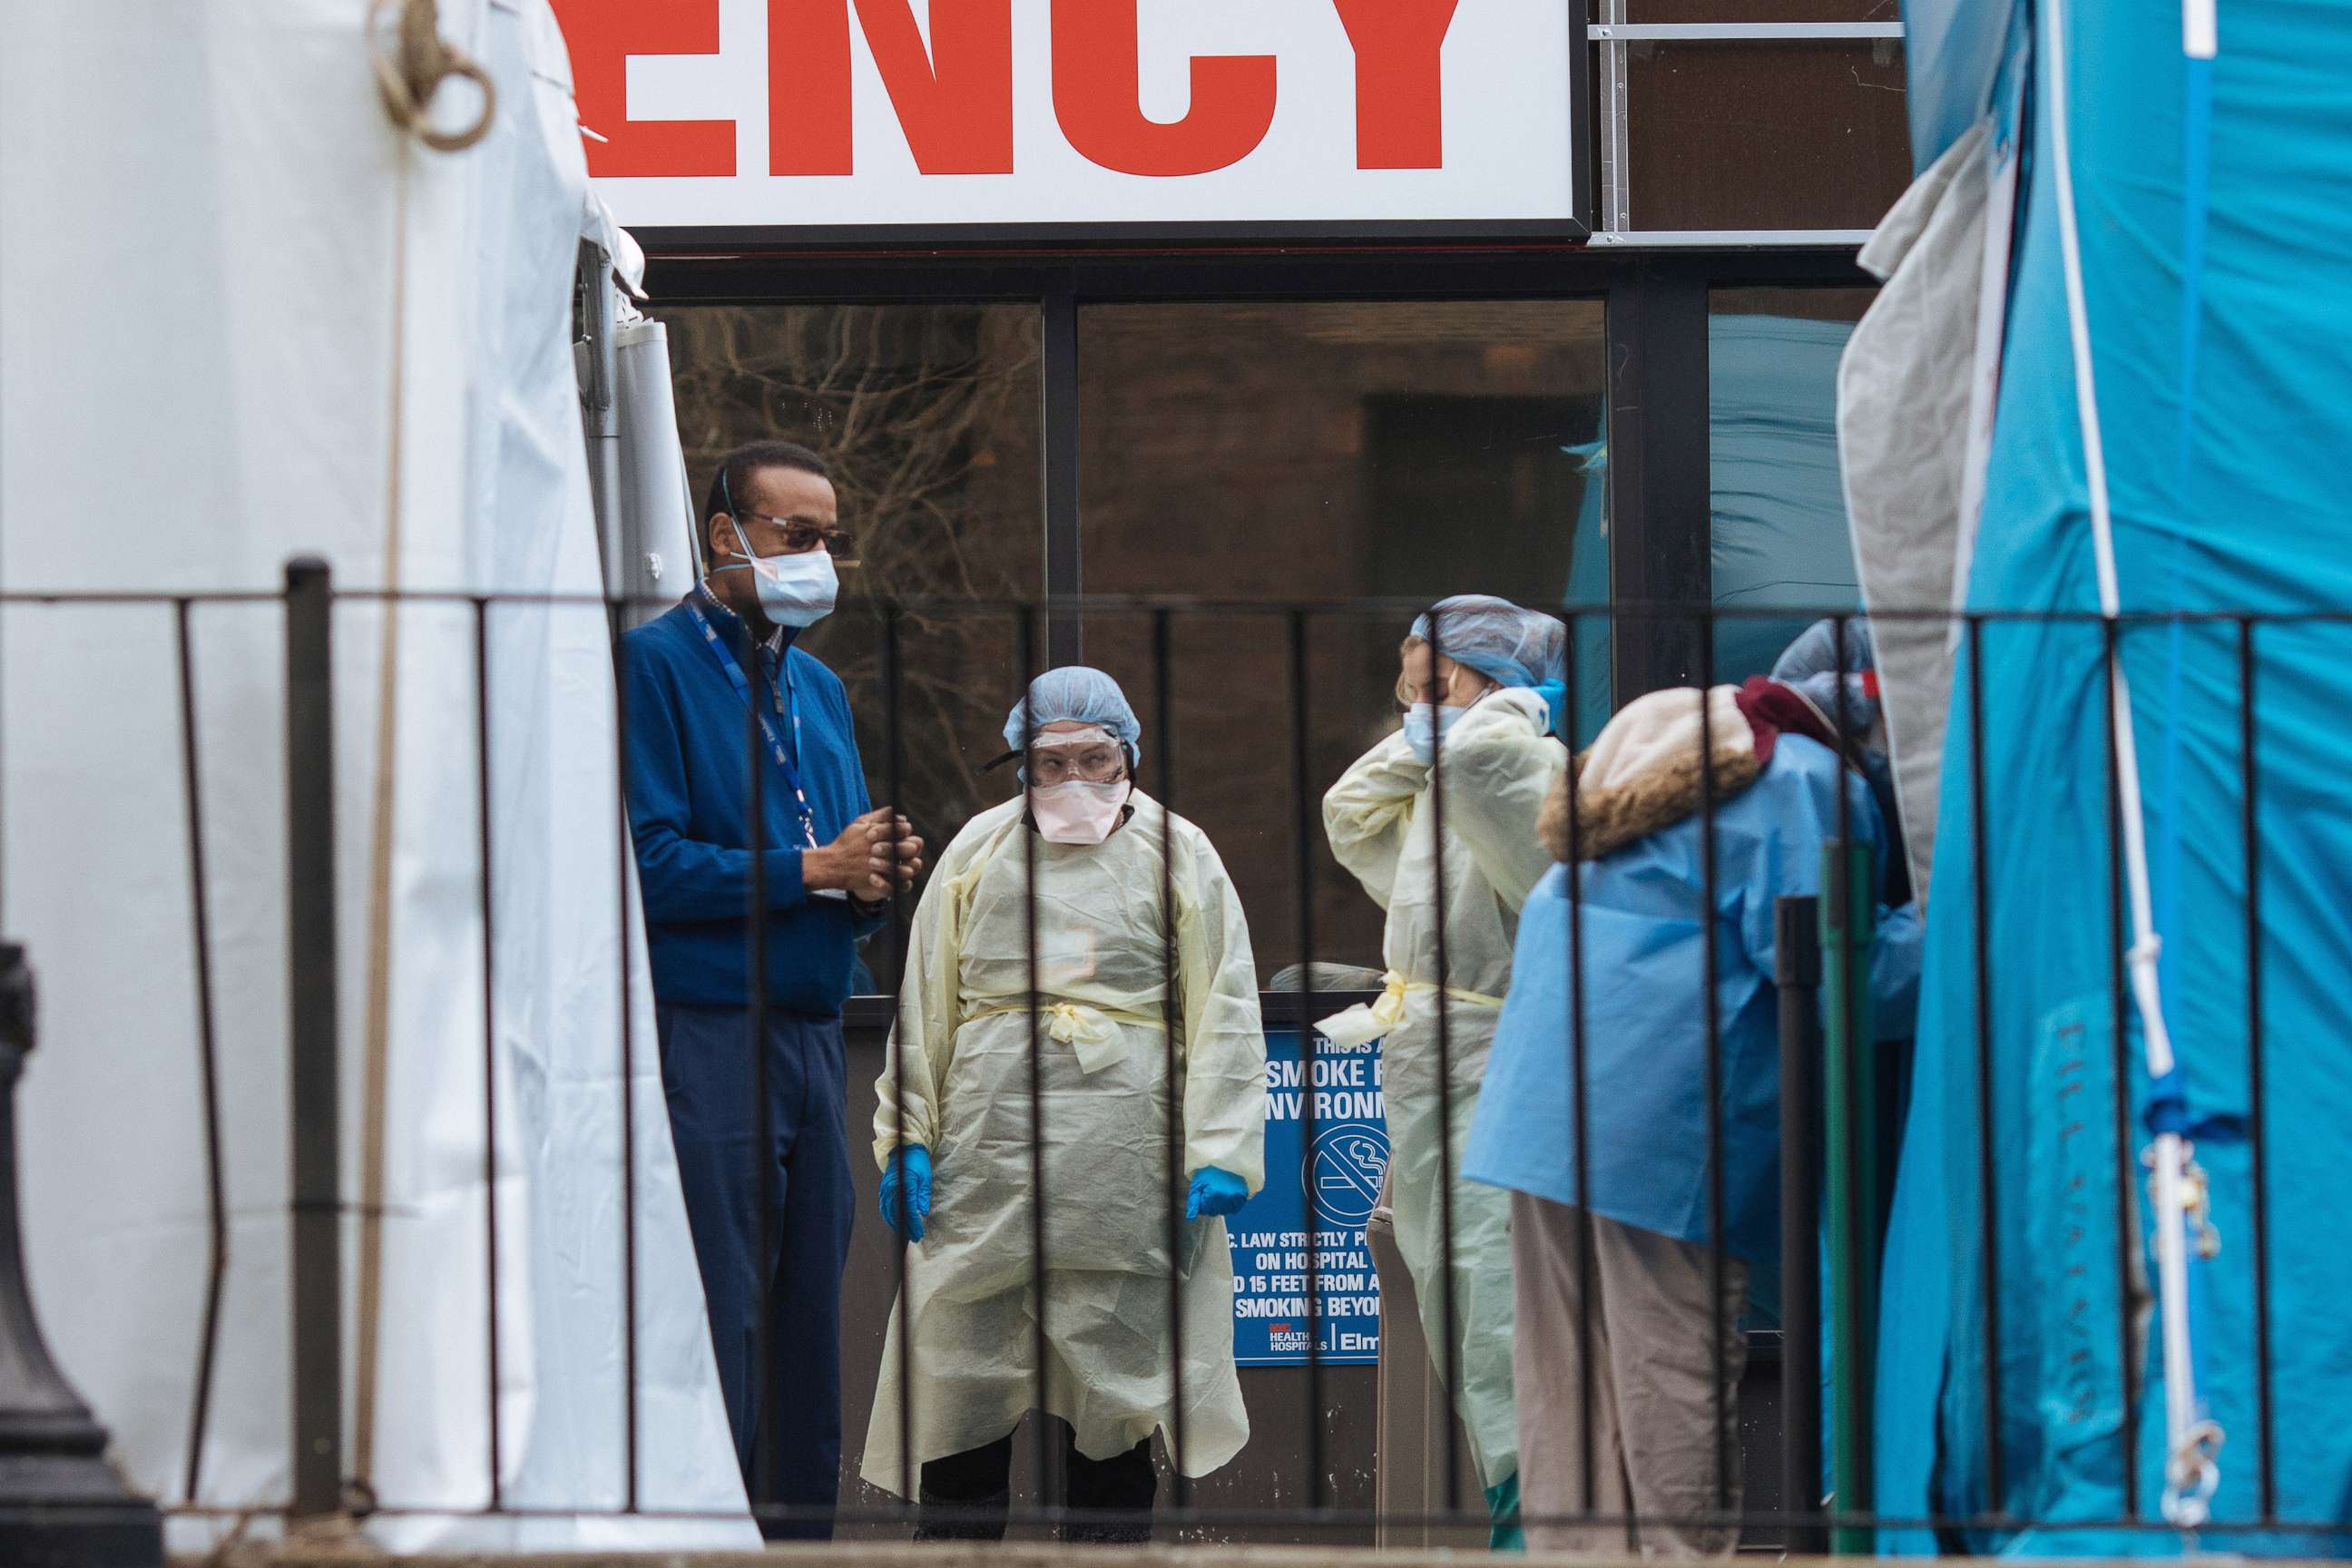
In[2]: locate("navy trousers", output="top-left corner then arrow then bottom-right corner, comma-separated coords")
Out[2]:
657,1003 -> 855,1541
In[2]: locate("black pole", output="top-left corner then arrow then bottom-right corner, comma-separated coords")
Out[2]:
1152,609 -> 1188,1514
174,598 -> 230,1505
472,602 -> 503,1512
1967,614 -> 2006,1519
2101,623 -> 2141,1521
0,943 -> 165,1565
1286,608 -> 1325,1514
285,555 -> 343,1523
1040,277 -> 1082,670
1775,896 -> 1825,1556
605,600 -> 641,1514
2239,616 -> 2276,1521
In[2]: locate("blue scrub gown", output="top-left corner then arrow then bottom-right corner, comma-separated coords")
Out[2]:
1463,734 -> 1922,1291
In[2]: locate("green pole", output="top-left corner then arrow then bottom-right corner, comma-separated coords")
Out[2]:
1821,840 -> 1877,1553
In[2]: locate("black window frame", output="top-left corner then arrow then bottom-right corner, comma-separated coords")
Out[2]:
642,242 -> 1871,702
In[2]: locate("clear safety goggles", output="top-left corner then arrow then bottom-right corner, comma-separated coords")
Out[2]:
1023,726 -> 1129,786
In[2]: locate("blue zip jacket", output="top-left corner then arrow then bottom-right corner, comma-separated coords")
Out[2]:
620,597 -> 874,1014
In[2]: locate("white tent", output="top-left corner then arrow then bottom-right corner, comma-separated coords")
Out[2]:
0,0 -> 751,1550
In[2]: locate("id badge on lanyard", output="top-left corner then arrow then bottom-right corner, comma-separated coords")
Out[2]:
687,597 -> 850,902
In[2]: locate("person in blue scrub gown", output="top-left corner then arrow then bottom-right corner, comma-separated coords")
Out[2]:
1465,622 -> 1921,1556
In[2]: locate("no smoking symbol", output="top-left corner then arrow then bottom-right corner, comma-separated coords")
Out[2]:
1303,1122 -> 1388,1230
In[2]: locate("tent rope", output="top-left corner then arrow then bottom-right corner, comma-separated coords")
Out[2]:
368,0 -> 496,153
348,0 -> 497,1509
2043,0 -> 2221,1528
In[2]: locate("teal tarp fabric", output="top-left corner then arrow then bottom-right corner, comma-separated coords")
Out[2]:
1900,0 -> 2019,172
1878,0 -> 2352,1553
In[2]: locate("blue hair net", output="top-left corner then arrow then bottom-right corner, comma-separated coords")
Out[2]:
1409,594 -> 1570,690
1003,666 -> 1143,762
1770,618 -> 1880,732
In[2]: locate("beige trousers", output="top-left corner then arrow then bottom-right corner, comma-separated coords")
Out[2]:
1509,1194 -> 1749,1557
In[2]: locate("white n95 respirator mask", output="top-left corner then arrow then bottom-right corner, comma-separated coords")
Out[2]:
1030,779 -> 1131,846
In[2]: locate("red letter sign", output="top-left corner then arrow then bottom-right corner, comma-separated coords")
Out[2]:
770,0 -> 1014,176
1332,0 -> 1459,170
553,0 -> 735,178
1050,0 -> 1277,177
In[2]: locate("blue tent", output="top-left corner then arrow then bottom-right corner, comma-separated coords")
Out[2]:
1876,0 -> 2352,1553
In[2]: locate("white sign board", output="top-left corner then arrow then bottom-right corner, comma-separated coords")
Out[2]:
555,0 -> 1585,238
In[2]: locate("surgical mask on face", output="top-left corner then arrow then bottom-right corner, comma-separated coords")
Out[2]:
1401,701 -> 1473,762
1030,779 -> 1131,846
723,518 -> 838,627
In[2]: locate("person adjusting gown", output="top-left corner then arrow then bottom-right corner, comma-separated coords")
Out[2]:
863,667 -> 1266,1543
1320,595 -> 1572,1546
1464,620 -> 1922,1556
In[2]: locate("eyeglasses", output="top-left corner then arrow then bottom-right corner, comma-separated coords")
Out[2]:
1396,663 -> 1492,710
1028,744 -> 1128,786
739,512 -> 858,559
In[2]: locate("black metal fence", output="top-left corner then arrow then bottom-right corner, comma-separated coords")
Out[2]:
0,567 -> 2336,1553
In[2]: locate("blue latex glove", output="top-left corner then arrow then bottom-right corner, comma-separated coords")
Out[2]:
1530,678 -> 1571,740
1185,1166 -> 1250,1221
879,1145 -> 932,1240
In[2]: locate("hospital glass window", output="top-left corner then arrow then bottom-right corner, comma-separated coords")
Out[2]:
1623,30 -> 1911,231
1075,300 -> 1610,982
1709,287 -> 1874,683
660,303 -> 1044,992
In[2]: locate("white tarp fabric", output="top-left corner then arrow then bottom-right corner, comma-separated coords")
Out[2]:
0,0 -> 750,1551
1836,118 -> 2002,887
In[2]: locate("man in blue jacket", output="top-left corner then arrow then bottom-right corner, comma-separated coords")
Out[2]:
620,439 -> 922,1539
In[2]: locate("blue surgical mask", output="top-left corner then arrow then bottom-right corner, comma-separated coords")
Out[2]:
1402,701 -> 1471,761
720,517 -> 838,627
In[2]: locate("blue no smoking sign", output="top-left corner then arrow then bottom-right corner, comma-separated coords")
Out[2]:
1228,1025 -> 1388,1366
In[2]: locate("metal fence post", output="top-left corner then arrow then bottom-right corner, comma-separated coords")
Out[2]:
1820,841 -> 1877,1553
0,943 -> 165,1565
285,557 -> 343,1521
1776,895 -> 1825,1555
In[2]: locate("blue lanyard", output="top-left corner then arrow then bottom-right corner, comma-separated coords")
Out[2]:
686,592 -> 818,848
